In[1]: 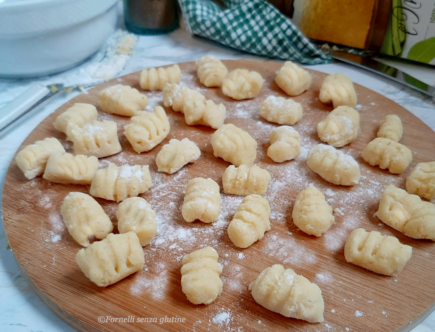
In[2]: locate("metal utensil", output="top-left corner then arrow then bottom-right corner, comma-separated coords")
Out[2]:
0,83 -> 90,134
329,50 -> 435,99
0,84 -> 59,133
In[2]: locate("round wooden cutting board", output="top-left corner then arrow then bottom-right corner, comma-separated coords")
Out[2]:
3,60 -> 435,332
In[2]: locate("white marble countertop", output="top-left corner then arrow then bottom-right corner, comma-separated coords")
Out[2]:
1,10 -> 435,332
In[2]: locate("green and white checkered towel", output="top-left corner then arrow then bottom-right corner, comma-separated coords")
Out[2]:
178,0 -> 331,65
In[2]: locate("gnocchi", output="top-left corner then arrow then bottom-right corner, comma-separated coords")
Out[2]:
43,152 -> 99,185
222,69 -> 263,100
54,103 -> 97,140
222,164 -> 271,196
162,83 -> 225,128
211,123 -> 257,166
267,126 -> 301,162
274,61 -> 312,96
16,137 -> 65,180
61,192 -> 113,247
156,138 -> 201,174
249,264 -> 324,323
406,162 -> 435,200
292,186 -> 334,237
306,144 -> 360,186
375,185 -> 435,241
319,73 -> 357,108
317,106 -> 360,147
162,84 -> 205,113
377,114 -> 403,142
124,106 -> 170,153
183,99 -> 226,129
227,194 -> 271,248
90,163 -> 152,202
98,84 -> 148,116
117,197 -> 157,246
362,137 -> 412,174
140,64 -> 181,91
344,228 -> 412,276
182,178 -> 221,223
181,246 -> 223,305
76,232 -> 144,287
196,55 -> 228,87
260,96 -> 303,125
70,120 -> 122,158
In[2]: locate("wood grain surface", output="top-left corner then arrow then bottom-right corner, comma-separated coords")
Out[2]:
3,60 -> 435,332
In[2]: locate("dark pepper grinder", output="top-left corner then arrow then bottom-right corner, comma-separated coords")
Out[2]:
123,0 -> 179,35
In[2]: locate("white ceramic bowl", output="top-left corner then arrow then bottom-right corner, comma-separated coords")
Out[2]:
0,0 -> 118,78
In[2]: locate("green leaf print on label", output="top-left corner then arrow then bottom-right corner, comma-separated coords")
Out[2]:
407,37 -> 435,63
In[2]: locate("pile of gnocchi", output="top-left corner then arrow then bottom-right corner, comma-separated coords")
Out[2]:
14,55 -> 435,324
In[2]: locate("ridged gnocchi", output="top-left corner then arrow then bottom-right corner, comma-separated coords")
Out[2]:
16,137 -> 65,180
227,194 -> 271,248
183,99 -> 226,129
211,123 -> 257,166
90,163 -> 152,202
124,106 -> 170,153
319,74 -> 357,108
61,192 -> 113,247
344,228 -> 412,276
76,232 -> 144,287
162,84 -> 225,129
260,96 -> 303,125
222,69 -> 263,100
140,64 -> 181,91
406,162 -> 435,200
182,178 -> 221,223
317,106 -> 360,147
43,152 -> 99,185
196,55 -> 228,87
377,114 -> 403,142
222,164 -> 271,196
375,185 -> 435,241
156,138 -> 201,174
292,186 -> 334,237
267,126 -> 301,162
54,103 -> 97,140
70,120 -> 122,158
162,84 -> 205,113
117,197 -> 157,246
274,61 -> 312,96
98,84 -> 148,116
362,137 -> 412,174
181,246 -> 223,305
249,264 -> 324,323
307,144 -> 360,186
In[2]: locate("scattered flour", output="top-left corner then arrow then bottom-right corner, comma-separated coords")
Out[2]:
355,310 -> 364,317
51,234 -> 61,243
237,252 -> 245,260
316,272 -> 333,284
324,188 -> 335,197
145,96 -> 162,111
130,269 -> 168,300
48,211 -> 65,233
212,311 -> 232,327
